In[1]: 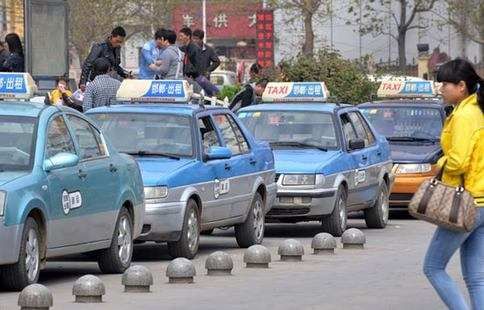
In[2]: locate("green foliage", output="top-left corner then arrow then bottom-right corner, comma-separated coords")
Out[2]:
278,49 -> 378,104
217,85 -> 242,102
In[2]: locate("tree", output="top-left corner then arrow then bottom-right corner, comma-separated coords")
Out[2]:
348,0 -> 438,71
269,0 -> 330,56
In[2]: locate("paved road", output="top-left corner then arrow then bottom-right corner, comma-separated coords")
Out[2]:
0,218 -> 467,309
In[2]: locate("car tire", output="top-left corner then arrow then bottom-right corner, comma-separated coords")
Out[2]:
364,182 -> 390,229
235,192 -> 265,248
201,228 -> 215,235
168,199 -> 200,259
321,186 -> 347,237
98,207 -> 133,273
0,217 -> 41,291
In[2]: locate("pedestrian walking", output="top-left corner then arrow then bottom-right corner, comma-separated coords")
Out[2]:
423,59 -> 484,310
229,78 -> 268,112
79,26 -> 130,88
0,33 -> 24,72
83,58 -> 121,112
139,28 -> 165,79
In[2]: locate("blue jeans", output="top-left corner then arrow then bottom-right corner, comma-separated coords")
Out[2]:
423,208 -> 484,310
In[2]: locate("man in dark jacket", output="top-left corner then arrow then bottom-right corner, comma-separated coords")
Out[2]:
178,27 -> 201,79
79,26 -> 129,88
192,29 -> 220,79
229,78 -> 268,111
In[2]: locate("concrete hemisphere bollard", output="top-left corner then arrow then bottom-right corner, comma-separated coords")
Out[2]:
18,284 -> 53,310
311,233 -> 337,255
205,251 -> 234,276
166,258 -> 196,284
72,275 -> 106,303
278,239 -> 305,262
243,245 -> 271,268
122,265 -> 154,293
342,228 -> 366,249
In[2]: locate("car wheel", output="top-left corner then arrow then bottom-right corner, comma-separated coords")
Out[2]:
0,217 -> 41,291
201,228 -> 215,235
168,199 -> 200,259
364,182 -> 390,229
321,186 -> 347,237
98,207 -> 133,273
235,192 -> 265,248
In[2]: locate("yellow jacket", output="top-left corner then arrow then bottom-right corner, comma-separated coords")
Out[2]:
437,94 -> 484,206
48,89 -> 72,105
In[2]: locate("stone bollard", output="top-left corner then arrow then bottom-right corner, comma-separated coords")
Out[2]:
205,251 -> 233,276
278,239 -> 304,262
243,245 -> 271,268
122,265 -> 153,293
342,228 -> 366,249
311,233 -> 337,255
18,284 -> 53,310
72,275 -> 105,303
166,258 -> 196,284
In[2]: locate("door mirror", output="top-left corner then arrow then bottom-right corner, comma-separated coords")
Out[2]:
206,146 -> 232,160
348,139 -> 366,151
44,152 -> 79,171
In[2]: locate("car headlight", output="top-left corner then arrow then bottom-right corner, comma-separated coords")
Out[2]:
144,186 -> 168,203
395,163 -> 432,174
0,191 -> 5,217
282,174 -> 323,186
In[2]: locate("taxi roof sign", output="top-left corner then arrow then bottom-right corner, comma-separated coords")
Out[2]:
262,82 -> 328,103
0,73 -> 37,100
377,80 -> 436,98
116,80 -> 192,102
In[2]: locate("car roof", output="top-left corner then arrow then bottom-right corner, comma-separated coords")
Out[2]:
238,103 -> 351,113
0,101 -> 46,117
359,99 -> 444,109
86,103 -> 228,116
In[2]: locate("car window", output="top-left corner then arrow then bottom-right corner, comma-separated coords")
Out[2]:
340,113 -> 358,148
358,113 -> 376,145
226,115 -> 250,153
46,115 -> 76,159
198,116 -> 221,154
349,112 -> 372,147
213,114 -> 247,156
67,115 -> 105,160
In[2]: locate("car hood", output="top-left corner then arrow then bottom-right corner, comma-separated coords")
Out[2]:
0,171 -> 30,187
273,149 -> 340,174
135,157 -> 196,186
390,142 -> 442,163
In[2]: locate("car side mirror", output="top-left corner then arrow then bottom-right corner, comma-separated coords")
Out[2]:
206,146 -> 232,160
348,139 -> 366,151
44,152 -> 79,172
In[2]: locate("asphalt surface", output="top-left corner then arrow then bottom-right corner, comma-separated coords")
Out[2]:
0,218 -> 468,310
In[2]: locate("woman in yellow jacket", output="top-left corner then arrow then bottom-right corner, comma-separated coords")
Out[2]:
423,59 -> 484,310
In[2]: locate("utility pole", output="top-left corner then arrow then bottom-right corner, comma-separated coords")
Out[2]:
202,0 -> 207,44
387,0 -> 391,65
330,0 -> 334,49
358,0 -> 362,59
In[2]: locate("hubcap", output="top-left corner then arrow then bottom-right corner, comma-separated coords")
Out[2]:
187,209 -> 199,252
253,200 -> 264,242
117,216 -> 132,265
25,229 -> 39,282
339,197 -> 347,232
380,190 -> 390,224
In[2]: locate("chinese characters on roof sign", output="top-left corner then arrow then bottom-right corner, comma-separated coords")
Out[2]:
0,73 -> 37,99
262,82 -> 329,103
116,80 -> 191,103
377,80 -> 436,98
256,10 -> 274,68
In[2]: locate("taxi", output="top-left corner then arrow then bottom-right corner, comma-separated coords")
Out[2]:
237,82 -> 393,236
86,80 -> 276,259
0,73 -> 144,290
359,79 -> 446,210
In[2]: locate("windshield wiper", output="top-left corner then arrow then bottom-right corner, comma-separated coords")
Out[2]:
386,136 -> 438,143
270,141 -> 327,151
125,151 -> 181,160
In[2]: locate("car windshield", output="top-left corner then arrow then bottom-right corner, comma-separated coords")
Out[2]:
91,113 -> 193,157
0,115 -> 36,171
238,110 -> 338,149
360,106 -> 443,141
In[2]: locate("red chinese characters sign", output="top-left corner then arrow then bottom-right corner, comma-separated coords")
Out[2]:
256,10 -> 274,68
172,2 -> 262,39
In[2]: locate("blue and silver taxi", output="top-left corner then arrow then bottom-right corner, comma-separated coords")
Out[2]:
0,73 -> 144,290
87,80 -> 276,259
237,82 -> 393,236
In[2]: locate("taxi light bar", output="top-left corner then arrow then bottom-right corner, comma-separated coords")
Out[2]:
377,80 -> 436,98
116,79 -> 192,102
262,82 -> 329,103
0,73 -> 37,100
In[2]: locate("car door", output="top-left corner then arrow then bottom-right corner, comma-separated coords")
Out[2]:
197,115 -> 232,222
44,114 -> 89,248
212,113 -> 256,218
65,114 -> 119,242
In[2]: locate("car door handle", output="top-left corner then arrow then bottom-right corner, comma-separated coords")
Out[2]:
78,169 -> 87,179
109,164 -> 118,173
224,163 -> 231,170
249,158 -> 257,165
376,151 -> 382,156
362,155 -> 368,161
